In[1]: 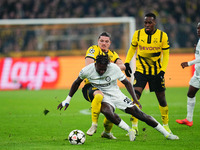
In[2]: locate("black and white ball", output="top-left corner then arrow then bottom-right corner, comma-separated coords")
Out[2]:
68,129 -> 86,145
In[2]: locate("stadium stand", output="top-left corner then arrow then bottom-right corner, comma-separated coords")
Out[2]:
0,0 -> 199,54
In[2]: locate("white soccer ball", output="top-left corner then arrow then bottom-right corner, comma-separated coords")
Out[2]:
68,129 -> 86,145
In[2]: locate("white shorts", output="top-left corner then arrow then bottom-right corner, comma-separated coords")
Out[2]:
102,92 -> 134,111
189,75 -> 200,89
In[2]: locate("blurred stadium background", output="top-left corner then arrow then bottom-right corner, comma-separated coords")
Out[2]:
0,0 -> 199,90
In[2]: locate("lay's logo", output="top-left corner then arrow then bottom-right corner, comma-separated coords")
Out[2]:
0,57 -> 59,90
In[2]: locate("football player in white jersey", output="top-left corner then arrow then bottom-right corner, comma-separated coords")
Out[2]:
176,22 -> 200,126
57,54 -> 179,141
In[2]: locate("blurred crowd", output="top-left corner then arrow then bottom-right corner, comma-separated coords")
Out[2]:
0,0 -> 200,54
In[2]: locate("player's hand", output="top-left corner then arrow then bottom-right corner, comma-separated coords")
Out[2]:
124,63 -> 132,77
57,103 -> 69,111
181,62 -> 188,69
157,71 -> 165,79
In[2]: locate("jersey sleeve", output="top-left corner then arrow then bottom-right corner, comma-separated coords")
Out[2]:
162,32 -> 170,50
188,57 -> 200,66
113,64 -> 126,81
85,45 -> 99,59
161,32 -> 170,72
110,51 -> 120,62
125,31 -> 138,63
79,65 -> 90,80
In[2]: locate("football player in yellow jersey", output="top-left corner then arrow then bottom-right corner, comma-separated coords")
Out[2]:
82,32 -> 125,138
124,12 -> 172,135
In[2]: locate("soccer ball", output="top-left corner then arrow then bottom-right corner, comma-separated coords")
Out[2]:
68,129 -> 86,145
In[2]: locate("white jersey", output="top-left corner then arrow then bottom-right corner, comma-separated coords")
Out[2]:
79,63 -> 133,110
79,63 -> 126,96
188,39 -> 200,78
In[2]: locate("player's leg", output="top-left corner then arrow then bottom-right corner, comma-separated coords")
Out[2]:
101,102 -> 136,141
130,88 -> 142,135
125,105 -> 179,140
151,73 -> 172,134
91,90 -> 104,124
155,91 -> 172,133
130,71 -> 147,135
176,83 -> 199,126
101,117 -> 116,139
88,90 -> 104,135
82,84 -> 103,135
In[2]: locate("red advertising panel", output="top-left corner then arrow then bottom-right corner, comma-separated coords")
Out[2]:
0,57 -> 59,90
0,54 -> 195,90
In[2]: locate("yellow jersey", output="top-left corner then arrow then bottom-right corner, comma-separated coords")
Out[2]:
125,28 -> 170,75
85,45 -> 120,84
85,45 -> 120,62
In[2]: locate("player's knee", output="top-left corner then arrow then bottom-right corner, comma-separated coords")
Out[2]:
187,92 -> 195,98
94,94 -> 103,103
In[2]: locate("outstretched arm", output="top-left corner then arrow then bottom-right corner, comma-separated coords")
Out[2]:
181,57 -> 200,69
57,77 -> 83,110
121,78 -> 142,109
115,59 -> 126,71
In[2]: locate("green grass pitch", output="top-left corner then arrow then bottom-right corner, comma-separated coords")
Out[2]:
0,87 -> 200,150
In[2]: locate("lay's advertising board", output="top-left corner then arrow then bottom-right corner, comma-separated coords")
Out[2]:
0,54 -> 194,90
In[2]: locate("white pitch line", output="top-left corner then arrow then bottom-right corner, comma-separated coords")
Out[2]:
79,109 -> 130,116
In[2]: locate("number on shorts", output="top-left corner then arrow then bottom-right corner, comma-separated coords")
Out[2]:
123,97 -> 132,104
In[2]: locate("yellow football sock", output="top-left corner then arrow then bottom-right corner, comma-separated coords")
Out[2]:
91,94 -> 103,124
103,118 -> 114,133
131,99 -> 140,127
159,105 -> 169,125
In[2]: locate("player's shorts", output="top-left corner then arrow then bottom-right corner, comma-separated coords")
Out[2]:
82,84 -> 99,102
189,75 -> 200,89
102,92 -> 134,111
134,71 -> 166,92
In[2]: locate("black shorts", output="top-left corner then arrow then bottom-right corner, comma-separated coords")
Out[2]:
133,71 -> 166,92
82,84 -> 99,102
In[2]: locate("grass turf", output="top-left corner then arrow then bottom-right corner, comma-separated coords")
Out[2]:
0,87 -> 200,150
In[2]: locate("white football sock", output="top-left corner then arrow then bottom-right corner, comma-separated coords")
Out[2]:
118,119 -> 131,132
186,96 -> 196,122
154,123 -> 169,137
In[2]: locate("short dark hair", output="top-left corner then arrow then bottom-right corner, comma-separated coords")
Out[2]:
96,54 -> 110,65
145,13 -> 156,20
98,32 -> 111,40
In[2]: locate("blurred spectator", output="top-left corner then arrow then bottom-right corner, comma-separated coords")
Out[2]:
0,0 -> 199,54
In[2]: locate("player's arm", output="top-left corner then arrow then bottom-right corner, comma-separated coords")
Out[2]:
125,31 -> 138,64
85,57 -> 95,66
124,31 -> 138,77
115,58 -> 126,71
181,57 -> 200,68
161,49 -> 169,72
57,77 -> 83,111
125,45 -> 137,64
159,32 -> 170,77
85,46 -> 97,66
121,78 -> 142,109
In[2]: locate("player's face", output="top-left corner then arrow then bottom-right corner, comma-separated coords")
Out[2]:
144,17 -> 156,34
98,36 -> 111,52
197,23 -> 200,37
95,63 -> 107,76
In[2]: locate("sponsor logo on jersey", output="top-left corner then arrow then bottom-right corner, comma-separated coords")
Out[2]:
105,76 -> 111,82
139,45 -> 160,50
92,83 -> 110,87
153,38 -> 158,43
87,53 -> 94,57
